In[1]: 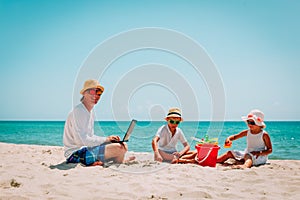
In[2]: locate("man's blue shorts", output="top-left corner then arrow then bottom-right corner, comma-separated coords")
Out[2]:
66,145 -> 106,166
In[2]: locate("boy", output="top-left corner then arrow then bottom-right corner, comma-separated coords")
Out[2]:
152,108 -> 193,163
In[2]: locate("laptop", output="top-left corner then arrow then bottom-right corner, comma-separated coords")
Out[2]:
111,119 -> 137,143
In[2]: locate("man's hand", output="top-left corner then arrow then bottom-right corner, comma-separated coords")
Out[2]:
107,135 -> 121,142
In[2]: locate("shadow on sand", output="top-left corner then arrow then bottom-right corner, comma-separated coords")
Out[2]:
49,161 -> 78,170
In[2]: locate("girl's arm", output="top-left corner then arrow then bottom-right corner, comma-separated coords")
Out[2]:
261,132 -> 272,156
226,130 -> 248,143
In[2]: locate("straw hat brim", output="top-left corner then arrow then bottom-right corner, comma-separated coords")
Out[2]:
80,85 -> 104,95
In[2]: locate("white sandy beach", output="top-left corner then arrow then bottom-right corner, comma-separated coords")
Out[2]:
0,142 -> 300,200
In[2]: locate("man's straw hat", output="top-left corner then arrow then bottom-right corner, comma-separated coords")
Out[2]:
80,79 -> 104,95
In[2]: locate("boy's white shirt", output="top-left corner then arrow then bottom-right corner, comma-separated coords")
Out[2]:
156,124 -> 187,152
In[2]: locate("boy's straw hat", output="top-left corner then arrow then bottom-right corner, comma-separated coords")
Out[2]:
165,107 -> 183,121
80,79 -> 104,95
242,109 -> 266,128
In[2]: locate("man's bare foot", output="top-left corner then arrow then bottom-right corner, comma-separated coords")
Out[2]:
124,156 -> 136,163
90,161 -> 103,166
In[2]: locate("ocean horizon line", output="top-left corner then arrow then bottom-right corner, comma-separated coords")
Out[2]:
0,120 -> 299,122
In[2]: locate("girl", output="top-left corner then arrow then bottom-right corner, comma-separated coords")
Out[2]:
217,109 -> 272,169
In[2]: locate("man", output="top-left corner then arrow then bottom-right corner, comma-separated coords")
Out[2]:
63,79 -> 132,166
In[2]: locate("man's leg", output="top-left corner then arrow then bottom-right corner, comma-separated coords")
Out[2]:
104,143 -> 127,163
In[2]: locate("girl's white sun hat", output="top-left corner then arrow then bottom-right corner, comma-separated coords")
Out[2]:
242,109 -> 266,128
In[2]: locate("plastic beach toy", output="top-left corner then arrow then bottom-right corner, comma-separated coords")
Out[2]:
195,143 -> 220,167
191,135 -> 218,145
224,140 -> 232,148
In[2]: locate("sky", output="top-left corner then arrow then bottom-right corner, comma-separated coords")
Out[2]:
0,0 -> 299,121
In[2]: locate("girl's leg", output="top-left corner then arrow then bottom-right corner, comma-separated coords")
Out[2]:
217,151 -> 234,163
242,154 -> 253,168
232,154 -> 253,169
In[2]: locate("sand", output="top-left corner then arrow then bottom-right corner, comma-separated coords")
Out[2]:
0,142 -> 300,200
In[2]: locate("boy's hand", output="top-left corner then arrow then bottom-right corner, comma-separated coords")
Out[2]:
154,151 -> 163,162
173,152 -> 181,158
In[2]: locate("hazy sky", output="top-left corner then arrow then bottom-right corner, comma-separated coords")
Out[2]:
1,0 -> 299,121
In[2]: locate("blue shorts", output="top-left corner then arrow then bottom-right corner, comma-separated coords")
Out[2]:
67,145 -> 106,166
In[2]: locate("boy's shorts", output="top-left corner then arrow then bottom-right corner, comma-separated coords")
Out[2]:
66,145 -> 106,166
159,149 -> 177,154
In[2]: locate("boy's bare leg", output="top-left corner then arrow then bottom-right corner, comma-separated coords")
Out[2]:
173,151 -> 197,164
180,150 -> 197,159
158,150 -> 177,163
177,151 -> 197,164
184,151 -> 196,155
177,158 -> 197,164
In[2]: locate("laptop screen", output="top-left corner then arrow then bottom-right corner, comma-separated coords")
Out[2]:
123,119 -> 137,142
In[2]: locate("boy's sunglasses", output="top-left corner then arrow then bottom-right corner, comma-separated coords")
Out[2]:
169,119 -> 180,125
247,120 -> 256,126
88,89 -> 102,96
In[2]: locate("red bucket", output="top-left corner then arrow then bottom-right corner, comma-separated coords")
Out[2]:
195,144 -> 220,167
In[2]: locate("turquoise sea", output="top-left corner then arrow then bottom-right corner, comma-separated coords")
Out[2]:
0,121 -> 299,160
